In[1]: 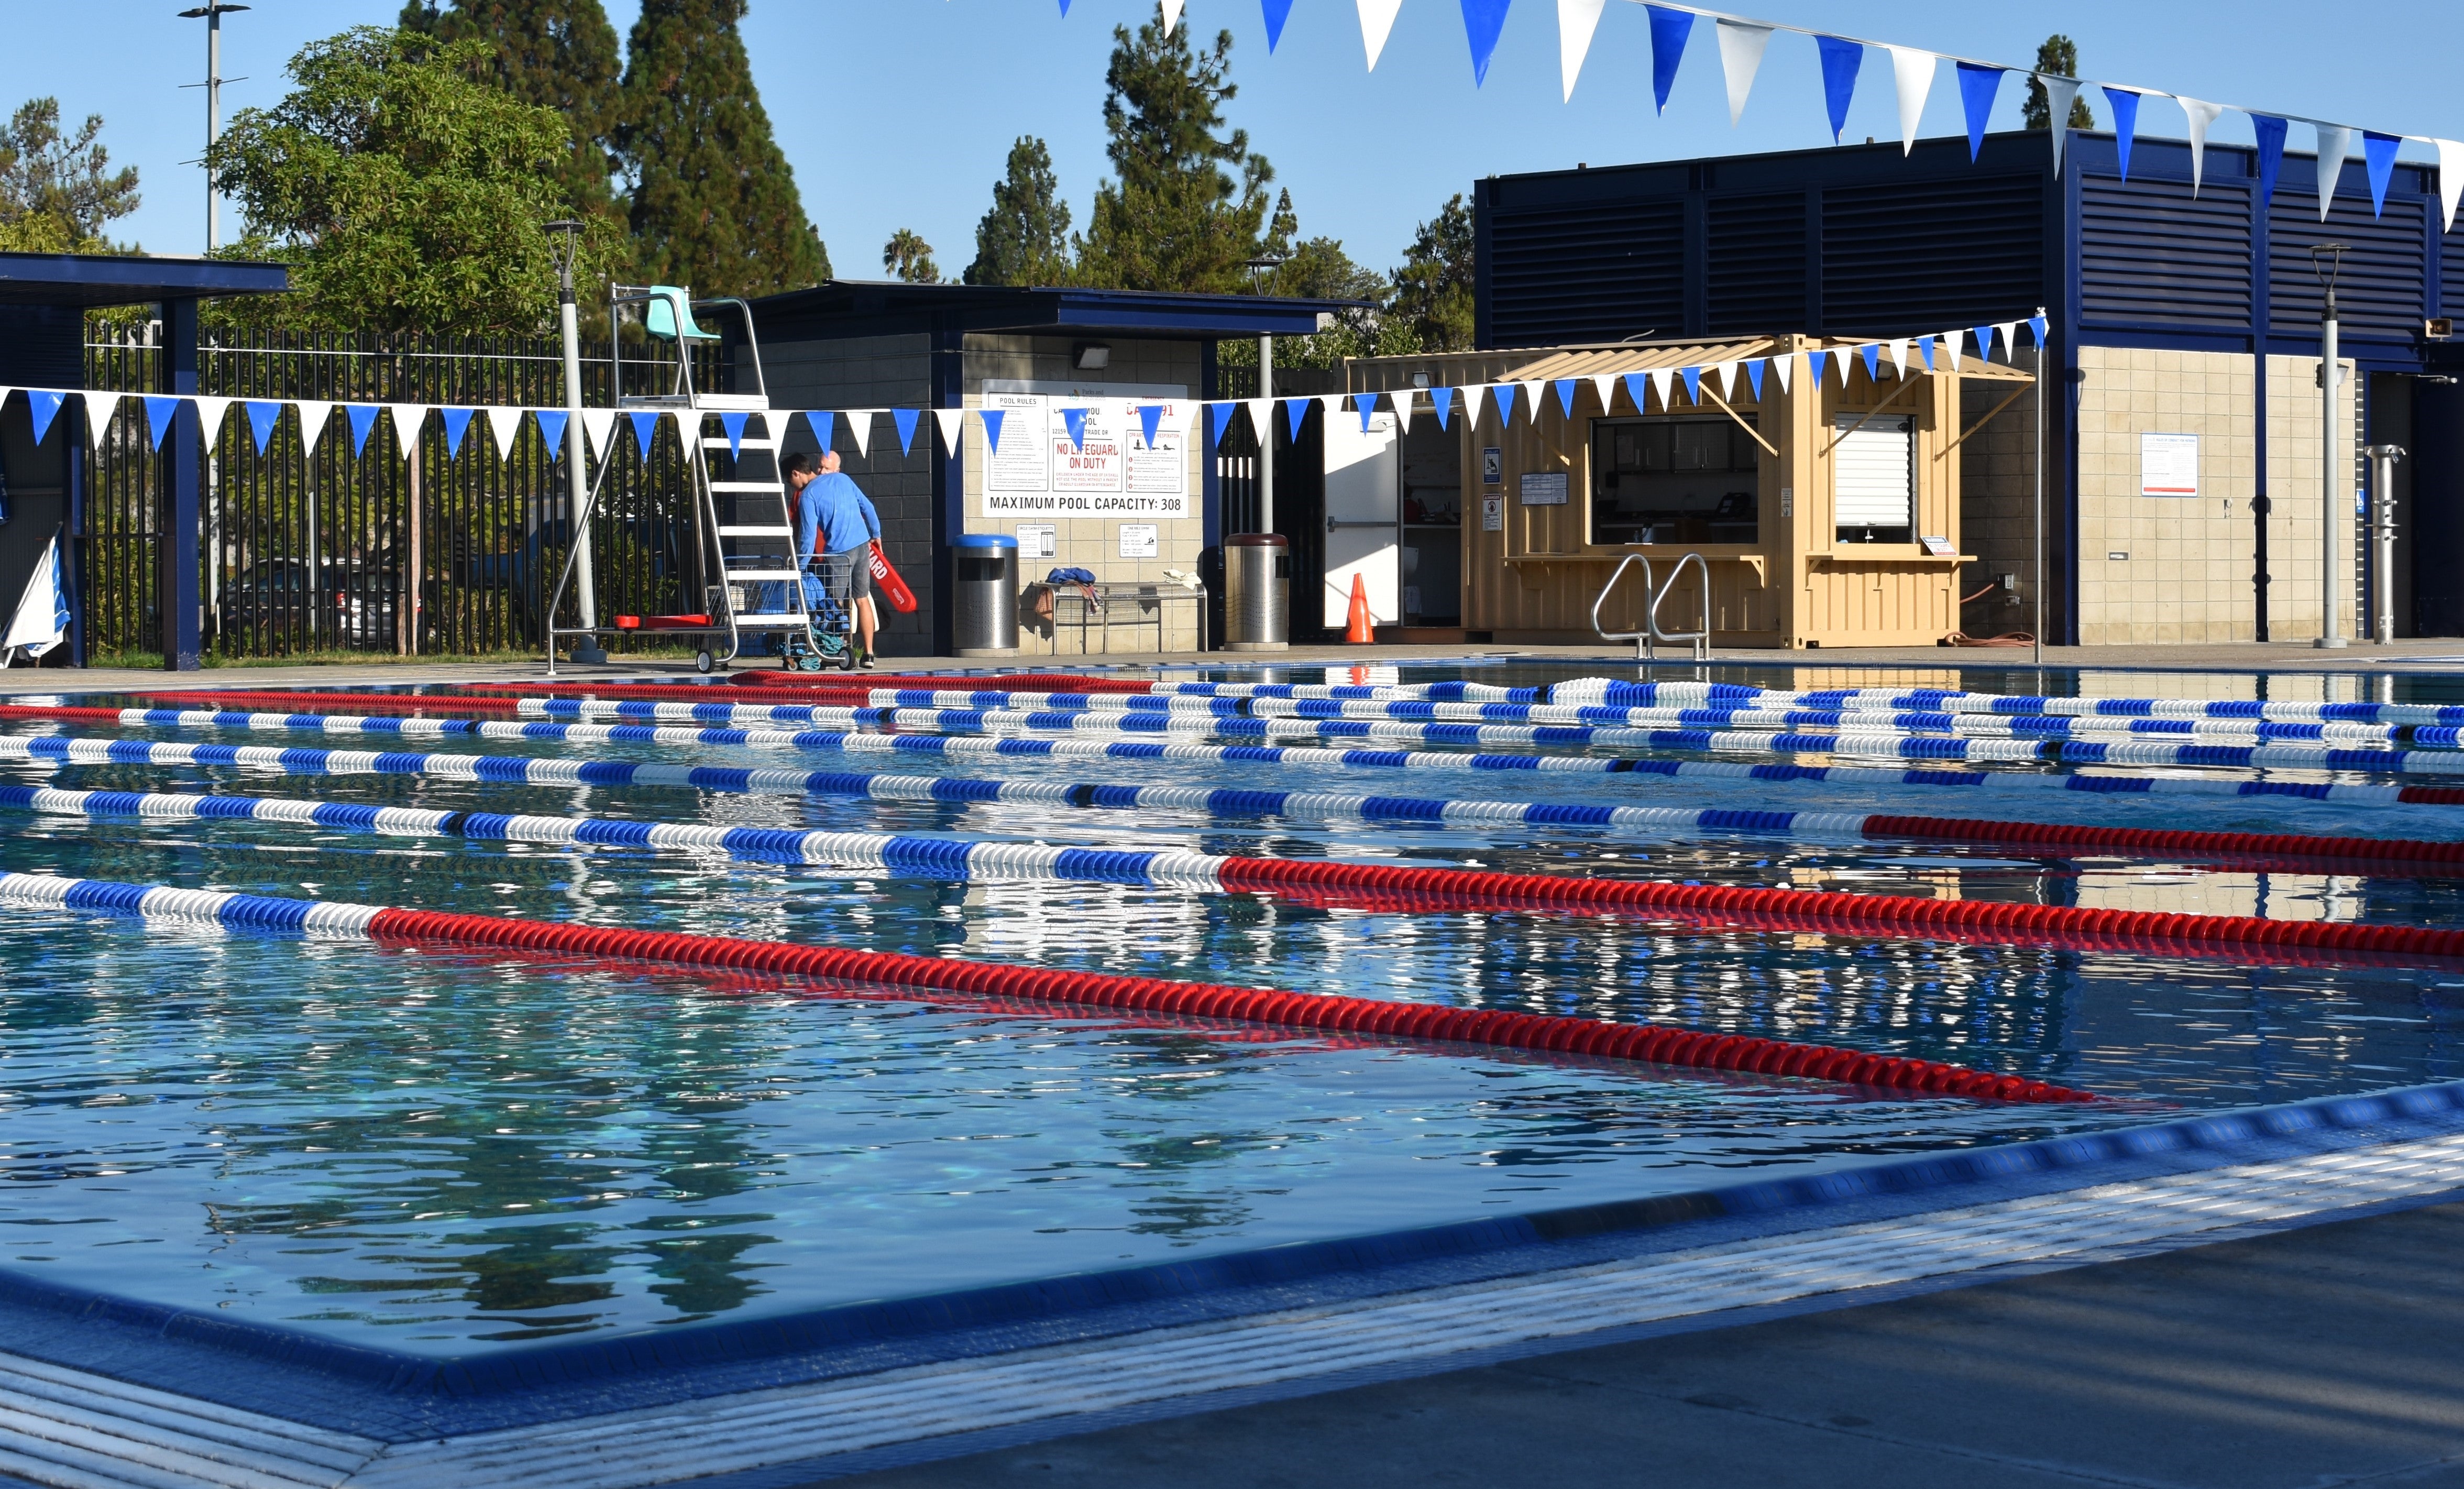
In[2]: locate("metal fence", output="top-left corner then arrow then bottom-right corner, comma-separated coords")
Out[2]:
80,329 -> 719,660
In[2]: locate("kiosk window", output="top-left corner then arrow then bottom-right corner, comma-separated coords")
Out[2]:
1589,415 -> 1759,546
1832,415 -> 1913,543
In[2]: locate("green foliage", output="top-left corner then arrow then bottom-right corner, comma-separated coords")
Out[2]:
882,228 -> 941,284
397,0 -> 625,233
2022,36 -> 2096,131
1073,9 -> 1273,293
0,97 -> 140,253
1246,226 -> 1414,370
1389,193 -> 1475,353
619,0 -> 828,297
964,136 -> 1074,287
208,26 -> 625,333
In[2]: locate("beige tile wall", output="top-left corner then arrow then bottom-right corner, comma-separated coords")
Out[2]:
2263,353 -> 2361,642
2074,347 -> 2259,644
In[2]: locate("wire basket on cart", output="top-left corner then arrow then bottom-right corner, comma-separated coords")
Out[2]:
771,548 -> 861,672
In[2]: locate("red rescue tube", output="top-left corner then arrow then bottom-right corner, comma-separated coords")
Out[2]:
358,904 -> 2098,1104
867,542 -> 919,615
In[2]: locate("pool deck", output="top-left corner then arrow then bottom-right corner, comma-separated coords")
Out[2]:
829,1197 -> 2464,1489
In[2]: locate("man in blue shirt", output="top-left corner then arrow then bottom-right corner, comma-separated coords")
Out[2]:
787,450 -> 882,666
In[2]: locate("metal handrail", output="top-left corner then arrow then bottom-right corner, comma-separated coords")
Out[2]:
1591,550 -> 1710,662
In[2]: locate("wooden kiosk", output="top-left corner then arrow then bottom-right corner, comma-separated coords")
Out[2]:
1346,335 -> 2031,648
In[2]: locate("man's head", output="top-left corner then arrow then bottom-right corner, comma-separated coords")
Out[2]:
818,450 -> 842,475
784,451 -> 819,490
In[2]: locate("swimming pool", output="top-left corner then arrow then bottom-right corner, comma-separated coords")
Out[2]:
5,660 -> 2464,1369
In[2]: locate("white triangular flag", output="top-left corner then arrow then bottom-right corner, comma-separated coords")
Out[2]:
1647,368 -> 1673,408
843,409 -> 874,458
1556,0 -> 1608,101
1995,323 -> 2020,359
2428,139 -> 2464,233
1886,47 -> 1935,155
1359,0 -> 1404,70
294,400 -> 334,455
192,396 -> 233,455
1714,19 -> 1773,126
1454,386 -> 1483,428
1318,393 -> 1346,431
932,407 -> 965,454
486,406 -> 522,463
1830,348 -> 1851,387
1591,373 -> 1619,412
2314,124 -> 2352,220
579,408 -> 618,461
1241,398 -> 1271,441
1940,330 -> 1963,371
2177,97 -> 2225,196
673,410 -> 701,462
1390,388 -> 1414,434
1715,362 -> 1740,399
1885,340 -> 1908,377
2040,76 -> 2081,176
386,403 -> 427,457
1160,0 -> 1183,35
1517,380 -> 1545,422
80,392 -> 117,454
1772,355 -> 1792,396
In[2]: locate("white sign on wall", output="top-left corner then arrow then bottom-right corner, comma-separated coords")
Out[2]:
1520,472 -> 1568,506
1015,523 -> 1057,559
2140,432 -> 2200,497
1481,496 -> 1504,531
983,391 -> 1050,502
978,386 -> 1191,520
1118,523 -> 1159,559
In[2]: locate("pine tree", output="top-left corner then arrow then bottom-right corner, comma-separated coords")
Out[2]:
618,0 -> 828,297
398,0 -> 622,227
963,136 -> 1073,287
2022,36 -> 2096,132
1072,7 -> 1272,293
0,97 -> 140,253
1389,194 -> 1475,353
882,228 -> 940,284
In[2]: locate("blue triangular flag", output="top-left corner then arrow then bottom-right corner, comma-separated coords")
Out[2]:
1356,391 -> 1380,433
1262,0 -> 1293,52
720,410 -> 748,456
2363,131 -> 2402,217
1680,366 -> 1701,403
346,403 -> 381,457
1744,360 -> 1764,399
1806,349 -> 1827,387
1208,401 -> 1238,445
625,410 -> 659,454
2103,86 -> 2141,181
2028,315 -> 2048,347
1138,402 -> 1165,447
438,406 -> 476,457
1974,325 -> 1997,360
1859,344 -> 1882,382
142,395 -> 180,451
2251,114 -> 2287,208
1060,406 -> 1090,450
1553,378 -> 1579,418
1816,36 -> 1863,144
245,399 -> 284,455
1058,0 -> 1069,12
1918,337 -> 1936,372
1431,388 -> 1454,429
805,410 -> 834,451
1492,382 -> 1516,424
893,408 -> 921,456
1284,398 -> 1310,442
25,390 -> 63,445
1459,0 -> 1510,86
1644,5 -> 1692,114
980,408 -> 1005,452
534,409 -> 569,457
1623,373 -> 1652,411
1955,63 -> 2003,161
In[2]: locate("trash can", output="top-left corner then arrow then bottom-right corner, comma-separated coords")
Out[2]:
1223,533 -> 1288,651
953,533 -> 1019,656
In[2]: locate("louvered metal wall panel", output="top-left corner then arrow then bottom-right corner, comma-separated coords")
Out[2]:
1821,176 -> 2042,334
2441,226 -> 2462,320
2080,175 -> 2253,331
1707,192 -> 1809,334
1487,201 -> 1685,346
2267,195 -> 2428,338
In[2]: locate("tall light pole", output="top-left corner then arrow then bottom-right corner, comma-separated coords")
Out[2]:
2311,242 -> 2350,650
1245,255 -> 1284,535
178,3 -> 248,253
546,219 -> 605,665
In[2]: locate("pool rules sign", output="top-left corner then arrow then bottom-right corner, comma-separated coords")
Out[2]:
2140,433 -> 2200,498
982,394 -> 1190,520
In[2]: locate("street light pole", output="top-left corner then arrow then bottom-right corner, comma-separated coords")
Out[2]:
546,220 -> 605,665
2312,243 -> 2350,650
177,3 -> 249,254
1245,256 -> 1285,537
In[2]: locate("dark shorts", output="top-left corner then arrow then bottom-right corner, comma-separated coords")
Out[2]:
827,548 -> 872,608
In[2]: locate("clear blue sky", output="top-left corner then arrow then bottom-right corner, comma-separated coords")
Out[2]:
6,1 -> 2458,276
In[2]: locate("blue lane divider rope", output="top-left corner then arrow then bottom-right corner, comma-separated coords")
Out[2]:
1552,677 -> 2464,726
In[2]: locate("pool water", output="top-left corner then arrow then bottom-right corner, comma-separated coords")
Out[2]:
5,659 -> 2464,1355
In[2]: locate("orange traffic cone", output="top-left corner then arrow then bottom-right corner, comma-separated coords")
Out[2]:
1344,573 -> 1375,645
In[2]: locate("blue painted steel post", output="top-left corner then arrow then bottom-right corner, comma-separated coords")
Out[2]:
160,297 -> 202,671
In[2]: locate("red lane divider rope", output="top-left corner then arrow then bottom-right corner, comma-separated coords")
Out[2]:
122,691 -> 528,716
464,672 -> 1154,699
361,905 -> 2097,1104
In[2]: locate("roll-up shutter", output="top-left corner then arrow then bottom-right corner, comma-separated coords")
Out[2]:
1832,415 -> 1912,530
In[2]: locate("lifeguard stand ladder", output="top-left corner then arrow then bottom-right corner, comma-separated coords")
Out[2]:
545,284 -> 804,675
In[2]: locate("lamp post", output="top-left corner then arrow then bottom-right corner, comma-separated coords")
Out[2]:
2311,242 -> 2350,649
177,3 -> 248,254
546,219 -> 604,664
1244,255 -> 1285,535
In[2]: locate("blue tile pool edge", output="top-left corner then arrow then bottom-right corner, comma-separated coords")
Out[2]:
4,1078 -> 2463,1444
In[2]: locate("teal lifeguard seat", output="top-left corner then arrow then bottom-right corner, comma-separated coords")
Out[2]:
644,285 -> 720,343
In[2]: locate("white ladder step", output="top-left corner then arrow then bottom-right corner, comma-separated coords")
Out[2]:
726,570 -> 805,582
718,525 -> 795,538
708,480 -> 783,494
733,614 -> 815,627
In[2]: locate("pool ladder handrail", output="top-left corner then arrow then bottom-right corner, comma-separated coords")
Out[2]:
1592,551 -> 1711,662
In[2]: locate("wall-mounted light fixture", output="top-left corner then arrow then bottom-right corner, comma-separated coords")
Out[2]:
1072,343 -> 1110,371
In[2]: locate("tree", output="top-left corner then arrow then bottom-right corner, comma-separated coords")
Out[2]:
882,228 -> 940,284
1072,7 -> 1273,293
963,136 -> 1073,287
1389,193 -> 1474,353
619,0 -> 828,297
0,98 -> 140,253
397,0 -> 624,229
2022,36 -> 2096,132
208,26 -> 625,332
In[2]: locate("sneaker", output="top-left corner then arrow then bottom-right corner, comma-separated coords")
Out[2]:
857,650 -> 878,670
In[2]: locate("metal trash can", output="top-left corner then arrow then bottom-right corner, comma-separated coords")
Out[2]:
1223,533 -> 1288,651
953,533 -> 1019,656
